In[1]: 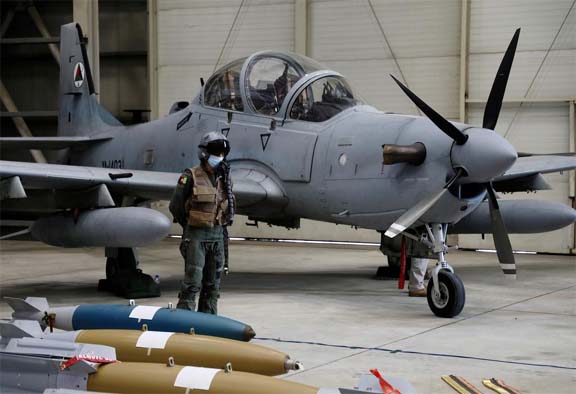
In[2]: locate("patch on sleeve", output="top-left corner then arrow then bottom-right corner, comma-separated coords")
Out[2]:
178,175 -> 188,185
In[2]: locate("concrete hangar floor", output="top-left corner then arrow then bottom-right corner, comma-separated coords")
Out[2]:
0,239 -> 574,393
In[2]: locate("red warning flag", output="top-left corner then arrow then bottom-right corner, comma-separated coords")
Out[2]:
398,237 -> 406,290
370,369 -> 401,394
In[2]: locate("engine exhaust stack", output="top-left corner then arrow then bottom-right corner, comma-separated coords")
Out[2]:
382,142 -> 426,165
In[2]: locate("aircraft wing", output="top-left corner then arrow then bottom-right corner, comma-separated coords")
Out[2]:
0,160 -> 286,210
495,155 -> 576,182
0,136 -> 112,150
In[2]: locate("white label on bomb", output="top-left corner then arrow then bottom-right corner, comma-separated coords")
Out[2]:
136,331 -> 174,349
174,366 -> 219,390
129,306 -> 162,321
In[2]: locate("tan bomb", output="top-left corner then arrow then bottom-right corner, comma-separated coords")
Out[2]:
56,329 -> 301,376
88,362 -> 319,394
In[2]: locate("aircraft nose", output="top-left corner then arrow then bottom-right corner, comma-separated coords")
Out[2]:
451,128 -> 517,183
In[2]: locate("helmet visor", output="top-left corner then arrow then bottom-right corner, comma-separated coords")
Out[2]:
205,139 -> 230,156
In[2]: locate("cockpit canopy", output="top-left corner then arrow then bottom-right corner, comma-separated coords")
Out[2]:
204,57 -> 245,112
289,75 -> 360,122
203,51 -> 362,122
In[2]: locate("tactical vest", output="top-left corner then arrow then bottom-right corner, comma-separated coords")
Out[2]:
185,166 -> 229,228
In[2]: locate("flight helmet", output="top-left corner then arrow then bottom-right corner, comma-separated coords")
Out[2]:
198,131 -> 230,162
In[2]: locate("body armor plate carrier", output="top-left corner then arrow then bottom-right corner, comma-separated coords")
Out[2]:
186,166 -> 230,227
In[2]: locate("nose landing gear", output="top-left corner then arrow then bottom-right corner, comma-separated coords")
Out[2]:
380,222 -> 466,317
426,223 -> 465,318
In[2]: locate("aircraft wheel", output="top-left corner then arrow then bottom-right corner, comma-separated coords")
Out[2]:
427,270 -> 465,318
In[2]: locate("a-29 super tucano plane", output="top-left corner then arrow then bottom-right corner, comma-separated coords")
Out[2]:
2,23 -> 575,317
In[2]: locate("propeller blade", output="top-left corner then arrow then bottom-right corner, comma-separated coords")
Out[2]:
486,184 -> 517,279
385,170 -> 463,238
483,28 -> 521,130
390,75 -> 468,145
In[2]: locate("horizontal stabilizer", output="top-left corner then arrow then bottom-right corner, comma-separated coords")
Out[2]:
496,155 -> 576,182
493,173 -> 551,193
0,136 -> 112,150
4,296 -> 49,314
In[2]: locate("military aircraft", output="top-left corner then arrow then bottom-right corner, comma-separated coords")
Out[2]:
2,23 -> 575,317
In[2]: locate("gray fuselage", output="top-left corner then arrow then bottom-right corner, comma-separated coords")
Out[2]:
70,97 -> 480,231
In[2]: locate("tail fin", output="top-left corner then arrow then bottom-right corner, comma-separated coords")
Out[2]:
4,296 -> 49,320
58,23 -> 121,137
0,320 -> 44,339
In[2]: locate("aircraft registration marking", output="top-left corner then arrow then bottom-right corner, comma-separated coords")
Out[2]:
101,159 -> 124,168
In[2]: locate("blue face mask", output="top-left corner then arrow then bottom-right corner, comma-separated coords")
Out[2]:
207,155 -> 224,168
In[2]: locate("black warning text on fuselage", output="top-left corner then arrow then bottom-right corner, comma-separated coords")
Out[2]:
101,159 -> 124,168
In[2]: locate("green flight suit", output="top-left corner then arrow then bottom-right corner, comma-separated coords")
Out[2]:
169,165 -> 226,314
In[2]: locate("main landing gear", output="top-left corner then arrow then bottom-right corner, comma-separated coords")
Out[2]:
98,247 -> 161,299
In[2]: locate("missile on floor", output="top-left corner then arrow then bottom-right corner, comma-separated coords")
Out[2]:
0,332 -> 370,394
1,320 -> 300,377
47,328 -> 302,376
6,297 -> 256,342
0,336 -> 118,394
88,362 -> 374,394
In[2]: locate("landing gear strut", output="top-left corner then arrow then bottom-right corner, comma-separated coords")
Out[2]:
98,247 -> 160,299
425,223 -> 465,317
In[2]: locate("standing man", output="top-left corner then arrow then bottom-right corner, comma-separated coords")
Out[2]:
169,131 -> 235,314
409,258 -> 429,297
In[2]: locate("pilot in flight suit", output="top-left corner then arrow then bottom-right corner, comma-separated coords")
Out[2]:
169,131 -> 234,314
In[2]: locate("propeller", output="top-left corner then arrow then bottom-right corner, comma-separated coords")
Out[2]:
386,29 -> 522,278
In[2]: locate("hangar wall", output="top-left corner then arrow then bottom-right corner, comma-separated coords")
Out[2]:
460,0 -> 575,253
1,0 -> 149,158
151,0 -> 575,253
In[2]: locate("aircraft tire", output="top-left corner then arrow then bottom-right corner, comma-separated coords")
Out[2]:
427,270 -> 465,318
